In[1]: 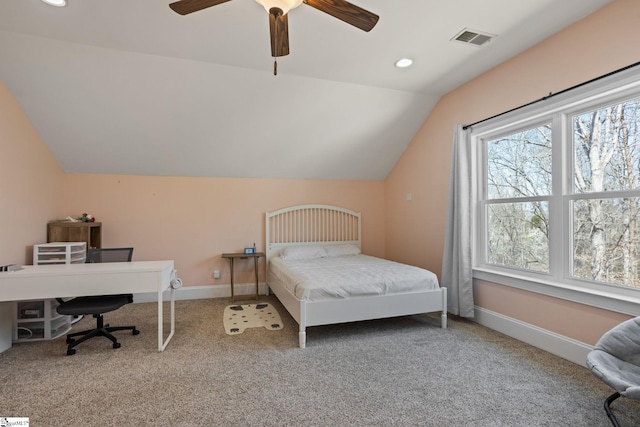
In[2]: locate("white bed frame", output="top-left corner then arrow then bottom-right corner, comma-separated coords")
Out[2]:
265,204 -> 447,348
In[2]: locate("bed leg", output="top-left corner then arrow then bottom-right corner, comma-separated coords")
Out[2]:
299,301 -> 307,348
441,312 -> 447,329
299,330 -> 306,349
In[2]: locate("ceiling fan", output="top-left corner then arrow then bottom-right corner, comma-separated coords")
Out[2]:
169,0 -> 379,74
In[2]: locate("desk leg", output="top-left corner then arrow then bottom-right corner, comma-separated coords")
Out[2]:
157,287 -> 176,352
253,256 -> 259,298
229,258 -> 235,301
0,302 -> 12,353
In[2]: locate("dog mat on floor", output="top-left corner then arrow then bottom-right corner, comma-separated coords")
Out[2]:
223,303 -> 283,335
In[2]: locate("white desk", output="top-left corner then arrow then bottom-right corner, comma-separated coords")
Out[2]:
0,260 -> 176,353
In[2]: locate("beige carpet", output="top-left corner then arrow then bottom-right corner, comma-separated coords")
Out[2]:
1,296 -> 639,426
223,302 -> 283,335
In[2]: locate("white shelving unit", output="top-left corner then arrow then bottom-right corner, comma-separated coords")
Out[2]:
12,242 -> 86,343
33,242 -> 87,265
13,300 -> 72,341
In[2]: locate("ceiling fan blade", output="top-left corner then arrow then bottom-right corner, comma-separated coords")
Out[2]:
269,8 -> 290,57
169,0 -> 233,15
303,0 -> 378,32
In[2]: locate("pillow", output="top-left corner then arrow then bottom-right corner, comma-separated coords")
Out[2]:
324,244 -> 361,257
281,246 -> 328,260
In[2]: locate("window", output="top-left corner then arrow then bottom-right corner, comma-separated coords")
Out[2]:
472,66 -> 640,307
571,98 -> 640,287
485,124 -> 551,273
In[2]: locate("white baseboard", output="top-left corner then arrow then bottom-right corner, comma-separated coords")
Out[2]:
132,283 -> 268,303
474,306 -> 593,367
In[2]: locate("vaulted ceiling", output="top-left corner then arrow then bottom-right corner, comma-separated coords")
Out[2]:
0,0 -> 612,180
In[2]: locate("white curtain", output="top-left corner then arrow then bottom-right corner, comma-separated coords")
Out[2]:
441,124 -> 474,318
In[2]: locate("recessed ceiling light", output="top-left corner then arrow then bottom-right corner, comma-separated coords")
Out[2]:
41,0 -> 67,7
395,58 -> 413,68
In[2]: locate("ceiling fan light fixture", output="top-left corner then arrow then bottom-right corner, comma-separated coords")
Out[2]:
255,0 -> 303,15
41,0 -> 67,6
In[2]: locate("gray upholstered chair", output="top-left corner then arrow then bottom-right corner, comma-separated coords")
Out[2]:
586,317 -> 640,426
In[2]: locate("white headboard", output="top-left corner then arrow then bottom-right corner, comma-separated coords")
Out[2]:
265,204 -> 362,262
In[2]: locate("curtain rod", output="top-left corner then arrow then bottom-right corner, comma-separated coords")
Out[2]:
462,60 -> 640,131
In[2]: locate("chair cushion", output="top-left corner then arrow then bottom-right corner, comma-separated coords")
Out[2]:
56,294 -> 132,316
594,317 -> 640,366
587,349 -> 640,398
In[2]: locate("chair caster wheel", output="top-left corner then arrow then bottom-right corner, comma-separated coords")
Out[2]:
113,342 -> 121,349
132,329 -> 140,336
66,349 -> 76,356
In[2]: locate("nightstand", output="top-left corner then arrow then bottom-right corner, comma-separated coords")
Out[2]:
221,252 -> 265,300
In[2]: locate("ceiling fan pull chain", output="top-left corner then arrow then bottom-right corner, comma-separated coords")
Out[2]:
273,11 -> 278,76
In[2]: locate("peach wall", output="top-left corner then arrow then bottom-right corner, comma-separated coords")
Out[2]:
0,81 -> 64,265
63,174 -> 385,288
385,0 -> 640,344
474,280 -> 630,345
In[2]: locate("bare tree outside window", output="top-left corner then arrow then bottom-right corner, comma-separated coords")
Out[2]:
573,98 -> 640,287
485,125 -> 552,272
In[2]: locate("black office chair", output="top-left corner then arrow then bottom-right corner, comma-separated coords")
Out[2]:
56,247 -> 140,355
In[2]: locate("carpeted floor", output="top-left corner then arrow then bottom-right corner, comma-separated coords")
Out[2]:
1,296 -> 638,426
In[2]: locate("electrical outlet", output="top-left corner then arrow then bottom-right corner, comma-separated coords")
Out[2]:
213,270 -> 221,279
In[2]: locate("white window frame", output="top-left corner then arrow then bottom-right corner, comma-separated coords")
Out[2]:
470,66 -> 640,316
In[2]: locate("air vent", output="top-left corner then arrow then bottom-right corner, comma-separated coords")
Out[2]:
451,28 -> 496,47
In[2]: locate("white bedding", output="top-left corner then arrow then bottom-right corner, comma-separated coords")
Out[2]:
268,254 -> 440,302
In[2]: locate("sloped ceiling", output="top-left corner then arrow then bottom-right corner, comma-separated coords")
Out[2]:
0,0 -> 611,180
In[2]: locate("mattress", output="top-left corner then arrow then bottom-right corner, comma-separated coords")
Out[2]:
268,254 -> 439,302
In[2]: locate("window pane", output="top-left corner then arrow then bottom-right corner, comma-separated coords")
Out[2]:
487,201 -> 549,272
486,125 -> 552,199
573,197 -> 640,288
574,98 -> 640,193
